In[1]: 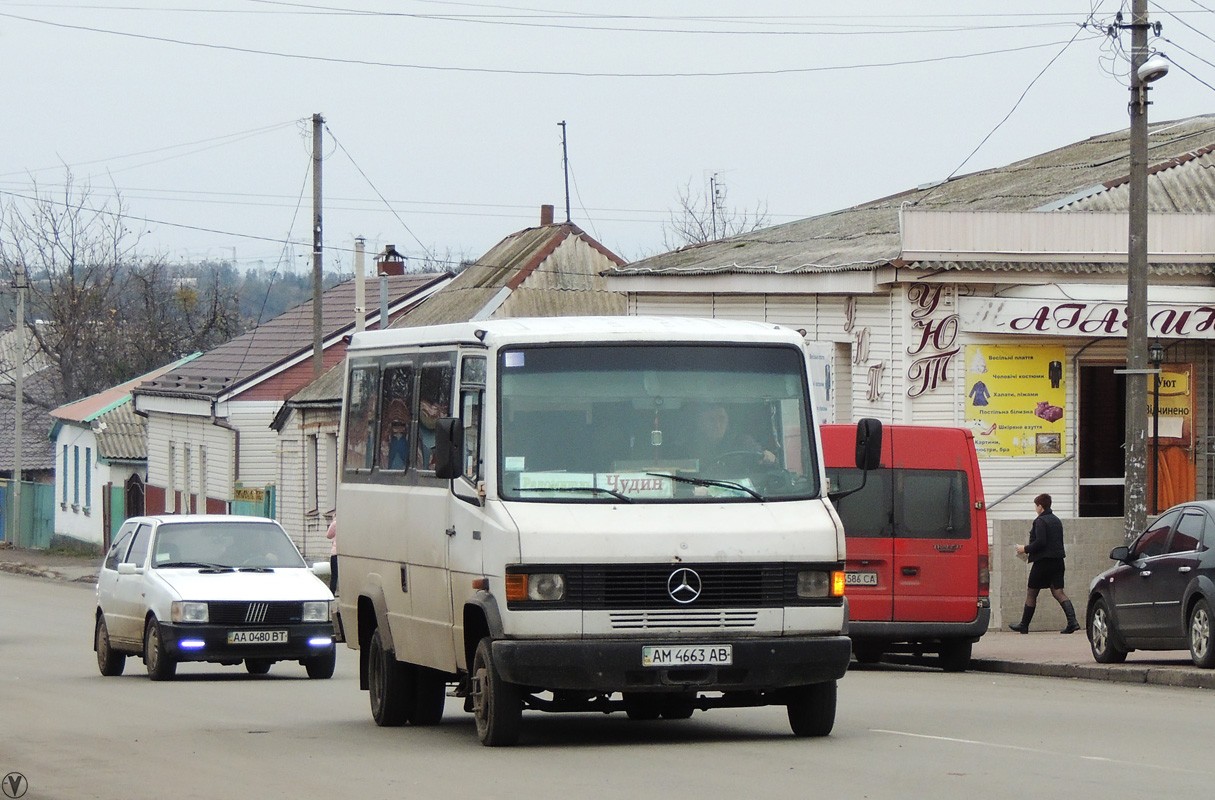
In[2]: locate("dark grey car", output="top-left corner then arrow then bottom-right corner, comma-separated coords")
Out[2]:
1086,500 -> 1215,667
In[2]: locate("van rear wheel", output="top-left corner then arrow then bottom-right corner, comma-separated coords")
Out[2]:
938,640 -> 972,673
786,680 -> 836,737
368,628 -> 412,726
472,637 -> 522,746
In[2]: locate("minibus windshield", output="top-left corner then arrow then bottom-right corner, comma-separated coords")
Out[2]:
498,344 -> 819,502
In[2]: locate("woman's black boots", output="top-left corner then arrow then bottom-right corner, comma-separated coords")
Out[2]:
1009,604 -> 1035,634
1060,600 -> 1081,634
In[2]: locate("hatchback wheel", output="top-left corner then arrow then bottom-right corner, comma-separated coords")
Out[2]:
144,618 -> 178,681
95,615 -> 126,677
1189,598 -> 1215,669
1088,599 -> 1127,664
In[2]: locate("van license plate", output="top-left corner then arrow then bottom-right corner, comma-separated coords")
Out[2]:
641,645 -> 732,667
228,630 -> 287,644
846,571 -> 879,586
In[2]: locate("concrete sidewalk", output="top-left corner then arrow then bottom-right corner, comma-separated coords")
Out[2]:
2,543 -> 1211,689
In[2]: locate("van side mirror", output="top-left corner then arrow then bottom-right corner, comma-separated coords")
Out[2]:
855,418 -> 883,470
433,417 -> 463,480
1110,545 -> 1131,563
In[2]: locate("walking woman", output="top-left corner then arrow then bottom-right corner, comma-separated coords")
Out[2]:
1010,493 -> 1081,634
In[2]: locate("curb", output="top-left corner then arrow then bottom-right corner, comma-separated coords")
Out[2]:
0,561 -> 97,584
971,658 -> 1215,690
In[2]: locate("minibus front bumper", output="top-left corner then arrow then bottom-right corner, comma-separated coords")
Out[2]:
491,635 -> 852,692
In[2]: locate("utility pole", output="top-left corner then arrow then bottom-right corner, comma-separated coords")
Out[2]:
312,112 -> 325,377
710,173 -> 719,241
1124,1 -> 1150,539
559,121 -> 571,224
11,262 -> 24,548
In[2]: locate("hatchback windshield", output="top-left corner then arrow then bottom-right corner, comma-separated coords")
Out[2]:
151,522 -> 307,570
498,344 -> 818,502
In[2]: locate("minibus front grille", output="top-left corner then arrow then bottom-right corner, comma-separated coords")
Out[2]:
609,610 -> 760,629
570,564 -> 787,609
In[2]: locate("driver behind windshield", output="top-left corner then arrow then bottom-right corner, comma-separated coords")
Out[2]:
682,403 -> 777,469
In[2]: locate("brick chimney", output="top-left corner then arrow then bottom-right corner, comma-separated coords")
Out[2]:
376,244 -> 405,276
540,205 -> 555,226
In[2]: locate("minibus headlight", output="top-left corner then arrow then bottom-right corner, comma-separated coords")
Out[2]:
796,571 -> 844,599
796,571 -> 829,598
528,573 -> 566,601
505,572 -> 566,602
171,601 -> 209,623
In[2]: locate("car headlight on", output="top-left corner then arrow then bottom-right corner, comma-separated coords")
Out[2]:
796,570 -> 845,599
504,572 -> 566,602
171,601 -> 209,623
302,601 -> 332,622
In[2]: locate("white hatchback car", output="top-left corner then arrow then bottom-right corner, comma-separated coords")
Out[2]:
94,515 -> 336,681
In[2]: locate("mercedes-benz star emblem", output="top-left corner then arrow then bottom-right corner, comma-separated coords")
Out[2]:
667,568 -> 702,604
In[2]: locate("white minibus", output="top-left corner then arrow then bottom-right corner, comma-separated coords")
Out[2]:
336,316 -> 879,746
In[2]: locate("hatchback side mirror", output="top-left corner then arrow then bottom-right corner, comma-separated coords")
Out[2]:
1109,545 -> 1131,562
117,563 -> 140,575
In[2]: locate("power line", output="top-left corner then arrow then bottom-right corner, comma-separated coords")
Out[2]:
0,11 -> 1087,78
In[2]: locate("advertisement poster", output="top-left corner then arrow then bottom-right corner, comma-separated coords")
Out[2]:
1147,364 -> 1193,445
964,344 -> 1066,458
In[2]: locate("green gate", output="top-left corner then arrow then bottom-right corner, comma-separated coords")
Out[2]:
230,484 -> 276,519
1,480 -> 56,548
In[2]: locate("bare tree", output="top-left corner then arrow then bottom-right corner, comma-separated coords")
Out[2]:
661,176 -> 770,250
0,173 -> 245,406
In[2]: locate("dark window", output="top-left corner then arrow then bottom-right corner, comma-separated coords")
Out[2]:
1169,512 -> 1206,554
379,364 -> 414,471
124,524 -> 152,567
105,530 -> 133,570
829,467 -> 970,540
344,365 -> 380,472
1133,510 -> 1179,559
415,361 -> 453,472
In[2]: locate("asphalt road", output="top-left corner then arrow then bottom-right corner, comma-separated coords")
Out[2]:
3,572 -> 1214,800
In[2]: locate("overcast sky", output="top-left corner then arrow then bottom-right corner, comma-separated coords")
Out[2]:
2,1 -> 1213,273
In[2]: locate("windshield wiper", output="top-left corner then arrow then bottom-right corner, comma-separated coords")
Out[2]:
238,567 -> 276,573
647,472 -> 765,501
158,561 -> 234,572
514,486 -> 633,503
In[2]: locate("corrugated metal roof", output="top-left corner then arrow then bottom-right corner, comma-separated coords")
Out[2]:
612,115 -> 1215,278
51,353 -> 200,424
136,273 -> 446,400
92,400 -> 150,462
396,222 -> 625,328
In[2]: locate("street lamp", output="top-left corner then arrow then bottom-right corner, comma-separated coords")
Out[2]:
1149,340 -> 1165,514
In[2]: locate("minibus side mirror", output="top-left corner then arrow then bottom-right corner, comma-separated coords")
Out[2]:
828,418 -> 883,503
854,417 -> 882,470
433,417 -> 463,480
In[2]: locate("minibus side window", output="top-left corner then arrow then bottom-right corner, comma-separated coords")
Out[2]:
379,364 -> 414,471
344,365 -> 381,472
460,356 -> 486,483
416,361 -> 454,472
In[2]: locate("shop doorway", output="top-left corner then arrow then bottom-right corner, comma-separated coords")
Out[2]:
1078,365 -> 1125,517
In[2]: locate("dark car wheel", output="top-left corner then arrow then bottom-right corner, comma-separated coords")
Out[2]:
1088,599 -> 1128,664
245,658 -> 273,675
368,628 -> 411,726
472,637 -> 522,747
144,618 -> 178,681
786,680 -> 837,737
305,648 -> 337,680
1189,598 -> 1215,669
95,615 -> 126,677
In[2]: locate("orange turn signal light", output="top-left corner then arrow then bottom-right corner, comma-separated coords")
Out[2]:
504,574 -> 528,602
832,571 -> 846,597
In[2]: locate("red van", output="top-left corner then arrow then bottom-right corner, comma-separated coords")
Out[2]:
820,425 -> 990,671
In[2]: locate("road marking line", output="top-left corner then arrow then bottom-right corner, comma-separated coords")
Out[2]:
871,729 -> 1213,776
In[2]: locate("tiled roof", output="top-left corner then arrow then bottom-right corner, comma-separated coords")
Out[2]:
611,114 -> 1215,277
136,273 -> 447,400
92,400 -> 149,462
0,369 -> 58,473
